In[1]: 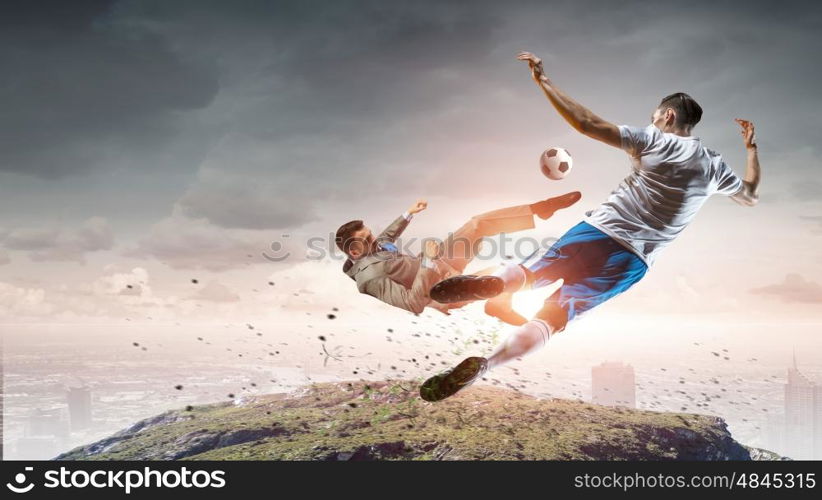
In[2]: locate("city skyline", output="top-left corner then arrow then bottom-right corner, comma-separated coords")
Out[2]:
764,352 -> 822,459
5,317 -> 819,459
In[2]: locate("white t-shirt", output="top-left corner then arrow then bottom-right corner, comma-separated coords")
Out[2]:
584,124 -> 744,266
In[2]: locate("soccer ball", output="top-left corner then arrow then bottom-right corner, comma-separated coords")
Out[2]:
540,147 -> 573,180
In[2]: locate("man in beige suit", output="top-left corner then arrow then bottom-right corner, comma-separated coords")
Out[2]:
335,193 -> 580,325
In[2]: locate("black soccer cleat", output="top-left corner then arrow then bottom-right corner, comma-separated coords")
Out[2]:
419,356 -> 488,402
429,275 -> 504,304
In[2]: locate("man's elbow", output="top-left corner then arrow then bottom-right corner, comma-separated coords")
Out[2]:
745,185 -> 760,206
732,192 -> 759,207
578,119 -> 620,147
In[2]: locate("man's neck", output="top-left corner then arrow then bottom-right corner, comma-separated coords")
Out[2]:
661,125 -> 693,137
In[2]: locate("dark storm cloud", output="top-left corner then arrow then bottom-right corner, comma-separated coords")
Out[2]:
125,212 -> 276,271
0,216 -> 113,262
127,0 -> 822,231
0,0 -> 219,177
3,0 -> 821,236
138,0 -> 507,229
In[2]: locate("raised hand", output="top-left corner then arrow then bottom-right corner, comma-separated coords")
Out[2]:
407,198 -> 428,215
734,118 -> 757,150
517,51 -> 549,84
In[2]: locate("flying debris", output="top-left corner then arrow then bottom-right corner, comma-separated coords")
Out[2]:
321,344 -> 342,366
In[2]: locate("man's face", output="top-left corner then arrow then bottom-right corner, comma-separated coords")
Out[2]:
347,226 -> 375,259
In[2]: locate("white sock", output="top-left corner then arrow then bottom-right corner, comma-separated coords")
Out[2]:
493,263 -> 526,294
486,319 -> 553,369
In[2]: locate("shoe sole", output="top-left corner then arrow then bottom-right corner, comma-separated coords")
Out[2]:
430,276 -> 504,304
419,357 -> 487,402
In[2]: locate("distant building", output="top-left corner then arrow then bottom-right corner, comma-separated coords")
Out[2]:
764,414 -> 785,454
26,407 -> 68,437
16,407 -> 70,460
67,386 -> 93,431
764,353 -> 822,459
14,436 -> 64,461
592,361 -> 636,408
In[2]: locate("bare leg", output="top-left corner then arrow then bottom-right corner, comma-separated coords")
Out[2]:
482,262 -> 534,324
486,319 -> 552,369
439,192 -> 581,273
484,293 -> 528,326
486,301 -> 568,370
419,290 -> 569,402
440,205 -> 536,273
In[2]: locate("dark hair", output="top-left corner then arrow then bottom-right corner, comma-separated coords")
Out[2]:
658,92 -> 702,129
335,220 -> 364,254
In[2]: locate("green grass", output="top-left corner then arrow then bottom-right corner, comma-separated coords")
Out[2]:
57,380 -> 772,461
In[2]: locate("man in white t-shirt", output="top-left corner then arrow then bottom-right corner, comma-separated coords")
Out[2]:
420,51 -> 762,402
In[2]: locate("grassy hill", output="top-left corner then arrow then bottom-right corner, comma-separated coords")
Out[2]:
56,380 -> 784,461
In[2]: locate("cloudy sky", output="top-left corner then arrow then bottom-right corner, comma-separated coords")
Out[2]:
1,0 -> 821,329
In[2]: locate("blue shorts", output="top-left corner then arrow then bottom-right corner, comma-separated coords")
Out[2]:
522,221 -> 648,322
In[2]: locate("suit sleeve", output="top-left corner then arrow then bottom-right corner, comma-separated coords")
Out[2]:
376,215 -> 410,244
361,265 -> 441,314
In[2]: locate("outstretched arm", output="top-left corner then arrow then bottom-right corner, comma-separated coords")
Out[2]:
517,52 -> 621,149
730,119 -> 761,207
377,198 -> 428,243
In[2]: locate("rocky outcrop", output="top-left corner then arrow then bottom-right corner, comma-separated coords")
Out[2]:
56,381 -> 785,461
